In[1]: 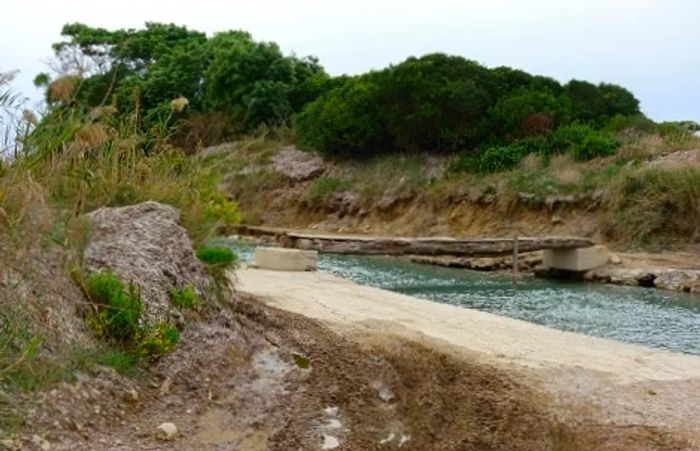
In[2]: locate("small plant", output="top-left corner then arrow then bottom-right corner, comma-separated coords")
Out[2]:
196,246 -> 237,267
84,271 -> 179,359
85,272 -> 142,341
136,322 -> 179,358
96,349 -> 138,375
169,285 -> 202,309
309,177 -> 348,203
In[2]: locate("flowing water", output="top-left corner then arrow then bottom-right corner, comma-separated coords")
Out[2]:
230,241 -> 700,355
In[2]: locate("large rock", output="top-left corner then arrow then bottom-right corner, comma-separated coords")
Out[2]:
84,202 -> 211,322
271,145 -> 324,181
654,270 -> 700,293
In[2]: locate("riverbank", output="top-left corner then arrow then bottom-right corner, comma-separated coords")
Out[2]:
235,267 -> 700,447
235,227 -> 700,295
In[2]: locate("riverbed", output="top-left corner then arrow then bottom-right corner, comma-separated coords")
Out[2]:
231,242 -> 700,355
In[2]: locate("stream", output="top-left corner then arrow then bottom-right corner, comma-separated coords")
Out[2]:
229,241 -> 700,355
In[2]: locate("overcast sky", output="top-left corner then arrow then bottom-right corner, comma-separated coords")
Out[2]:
2,0 -> 698,121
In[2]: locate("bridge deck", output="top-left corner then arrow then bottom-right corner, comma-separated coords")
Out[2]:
237,225 -> 595,257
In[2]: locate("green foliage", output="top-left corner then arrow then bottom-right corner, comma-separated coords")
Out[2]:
297,54 -> 639,158
44,23 -> 329,136
135,322 -> 179,358
203,193 -> 241,226
196,246 -> 237,266
309,177 -> 349,203
456,137 -> 549,174
551,124 -> 619,161
95,349 -> 138,375
84,271 -> 179,359
295,78 -> 385,157
85,272 -> 142,341
486,88 -> 570,138
169,285 -> 202,309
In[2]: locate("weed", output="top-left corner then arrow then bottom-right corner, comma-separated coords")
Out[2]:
169,285 -> 202,309
196,246 -> 237,267
309,177 -> 348,204
135,323 -> 179,358
85,272 -> 142,341
95,349 -> 138,375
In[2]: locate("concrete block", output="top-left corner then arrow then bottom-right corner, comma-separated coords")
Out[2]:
253,247 -> 318,271
542,245 -> 610,272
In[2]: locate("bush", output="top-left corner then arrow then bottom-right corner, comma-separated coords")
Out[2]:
454,136 -> 550,174
135,322 -> 179,357
169,285 -> 202,309
196,246 -> 237,266
551,124 -> 619,161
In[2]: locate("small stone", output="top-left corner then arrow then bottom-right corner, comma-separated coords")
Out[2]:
609,254 -> 621,265
159,377 -> 172,396
156,422 -> 178,441
31,435 -> 50,451
550,215 -> 564,225
124,388 -> 139,403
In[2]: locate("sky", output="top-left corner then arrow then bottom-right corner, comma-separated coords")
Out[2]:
2,0 -> 699,122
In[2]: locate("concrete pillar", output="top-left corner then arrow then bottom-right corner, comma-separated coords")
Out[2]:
542,245 -> 610,272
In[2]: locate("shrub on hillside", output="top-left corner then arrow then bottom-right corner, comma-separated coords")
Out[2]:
551,124 -> 619,160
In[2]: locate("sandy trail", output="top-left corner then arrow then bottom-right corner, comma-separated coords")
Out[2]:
235,267 -> 700,445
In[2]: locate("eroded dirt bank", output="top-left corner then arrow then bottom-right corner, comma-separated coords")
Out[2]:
233,268 -> 700,450
11,288 -> 696,450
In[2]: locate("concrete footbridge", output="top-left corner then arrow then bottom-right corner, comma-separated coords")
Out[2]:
237,226 -> 610,272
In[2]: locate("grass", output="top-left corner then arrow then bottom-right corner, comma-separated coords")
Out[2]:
308,177 -> 349,204
350,154 -> 431,204
169,285 -> 202,309
603,166 -> 700,246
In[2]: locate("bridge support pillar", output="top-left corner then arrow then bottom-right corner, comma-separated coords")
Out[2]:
542,245 -> 610,272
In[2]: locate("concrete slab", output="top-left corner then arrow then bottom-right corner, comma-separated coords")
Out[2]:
542,245 -> 610,272
253,247 -> 318,271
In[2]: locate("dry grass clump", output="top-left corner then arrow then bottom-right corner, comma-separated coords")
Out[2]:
47,76 -> 79,103
519,153 -> 542,171
603,165 -> 700,246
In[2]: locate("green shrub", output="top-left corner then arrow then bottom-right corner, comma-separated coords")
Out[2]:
136,322 -> 179,358
454,136 -> 550,174
169,285 -> 202,309
309,177 -> 348,203
85,272 -> 142,341
196,246 -> 237,266
551,124 -> 619,161
85,272 -> 180,358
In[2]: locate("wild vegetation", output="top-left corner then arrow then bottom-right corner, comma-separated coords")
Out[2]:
1,21 -> 700,439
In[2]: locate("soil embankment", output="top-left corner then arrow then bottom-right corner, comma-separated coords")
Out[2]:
235,267 -> 700,449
